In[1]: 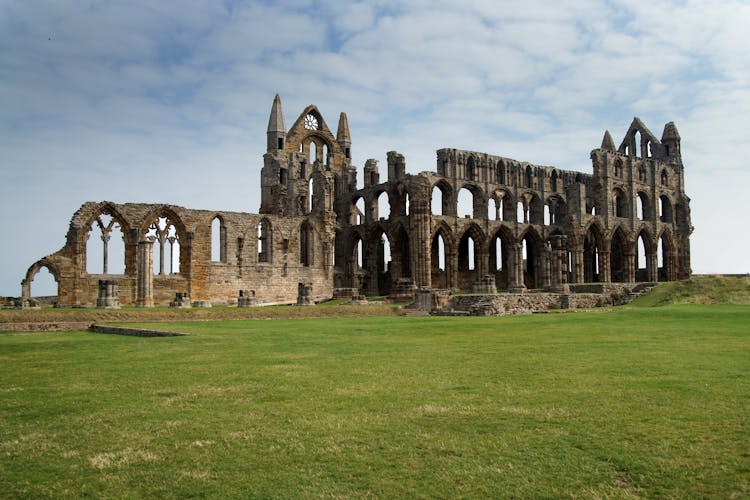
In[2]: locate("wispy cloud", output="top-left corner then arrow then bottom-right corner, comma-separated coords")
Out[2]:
1,0 -> 749,294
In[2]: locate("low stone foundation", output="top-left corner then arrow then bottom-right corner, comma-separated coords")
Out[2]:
421,282 -> 649,316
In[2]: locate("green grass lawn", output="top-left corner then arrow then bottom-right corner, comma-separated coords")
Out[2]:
1,305 -> 749,497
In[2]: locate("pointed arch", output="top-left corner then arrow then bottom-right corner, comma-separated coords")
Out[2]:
610,226 -> 630,283
82,203 -> 130,275
258,218 -> 273,263
519,226 -> 542,289
583,222 -> 605,282
23,259 -> 61,300
431,222 -> 454,289
210,214 -> 227,263
489,225 -> 513,290
142,207 -> 188,276
431,180 -> 453,216
300,220 -> 314,267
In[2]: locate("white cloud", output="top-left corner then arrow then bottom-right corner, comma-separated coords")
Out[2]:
1,0 -> 749,295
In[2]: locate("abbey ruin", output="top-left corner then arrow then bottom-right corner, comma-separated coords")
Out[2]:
21,95 -> 692,308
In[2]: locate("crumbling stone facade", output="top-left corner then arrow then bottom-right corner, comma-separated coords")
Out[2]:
22,96 -> 692,306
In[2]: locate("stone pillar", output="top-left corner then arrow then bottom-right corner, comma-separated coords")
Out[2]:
297,282 -> 313,305
550,235 -> 570,293
158,235 -> 166,275
598,250 -> 611,283
624,252 -> 636,283
509,243 -> 526,292
541,242 -> 552,290
647,253 -> 658,282
168,236 -> 176,274
101,232 -> 111,274
571,248 -> 584,284
96,279 -> 120,309
136,240 -> 154,307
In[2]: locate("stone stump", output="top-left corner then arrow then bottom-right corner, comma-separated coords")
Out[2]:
96,279 -> 121,309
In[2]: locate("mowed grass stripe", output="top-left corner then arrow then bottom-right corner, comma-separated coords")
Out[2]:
1,305 -> 748,497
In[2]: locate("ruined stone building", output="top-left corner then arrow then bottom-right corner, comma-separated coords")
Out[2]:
22,95 -> 692,307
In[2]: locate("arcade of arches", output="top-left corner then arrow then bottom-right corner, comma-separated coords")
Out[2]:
21,98 -> 692,306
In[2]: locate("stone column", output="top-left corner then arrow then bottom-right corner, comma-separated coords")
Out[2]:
541,242 -> 552,290
101,232 -> 111,274
550,235 -> 570,293
158,235 -> 166,275
647,253 -> 658,282
136,240 -> 154,307
624,252 -> 635,283
571,248 -> 584,284
598,250 -> 611,283
168,236 -> 176,274
509,243 -> 526,292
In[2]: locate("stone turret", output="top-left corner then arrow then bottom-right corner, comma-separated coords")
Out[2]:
601,130 -> 616,151
267,94 -> 286,152
661,122 -> 681,160
336,112 -> 351,160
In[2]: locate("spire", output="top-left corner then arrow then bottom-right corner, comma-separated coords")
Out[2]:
661,121 -> 681,142
601,130 -> 615,151
336,112 -> 351,146
266,94 -> 286,152
267,94 -> 286,134
336,112 -> 351,159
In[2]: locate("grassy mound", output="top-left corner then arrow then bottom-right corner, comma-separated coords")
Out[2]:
631,275 -> 750,307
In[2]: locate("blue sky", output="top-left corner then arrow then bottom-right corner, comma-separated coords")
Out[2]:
1,0 -> 749,296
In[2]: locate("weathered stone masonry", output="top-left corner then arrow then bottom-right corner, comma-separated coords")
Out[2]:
22,96 -> 692,306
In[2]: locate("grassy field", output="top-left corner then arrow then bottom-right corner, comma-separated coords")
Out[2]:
1,301 -> 749,497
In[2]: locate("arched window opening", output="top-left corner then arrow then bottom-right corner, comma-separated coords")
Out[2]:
29,267 -> 57,299
308,177 -> 315,213
521,234 -> 538,289
466,156 -> 476,181
488,198 -> 497,221
497,161 -> 506,184
431,231 -> 448,289
517,201 -> 524,223
458,232 -> 478,272
405,193 -> 410,215
145,217 -> 179,276
636,234 -> 646,272
614,159 -> 623,178
86,213 -> 125,275
551,170 -> 558,191
646,141 -> 652,158
659,195 -> 673,223
544,205 -> 551,225
583,226 -> 602,283
258,219 -> 272,263
614,190 -> 627,218
457,188 -> 474,218
431,185 -> 448,216
634,131 -> 642,157
495,238 -> 503,270
279,167 -> 287,184
300,223 -> 312,266
380,233 -> 391,272
323,144 -> 329,165
661,169 -> 668,186
525,166 -> 533,188
356,239 -> 363,270
657,237 -> 663,268
637,192 -> 648,220
353,197 -> 365,225
377,191 -> 391,220
610,229 -> 627,282
211,216 -> 226,263
309,141 -> 317,164
299,143 -> 303,153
